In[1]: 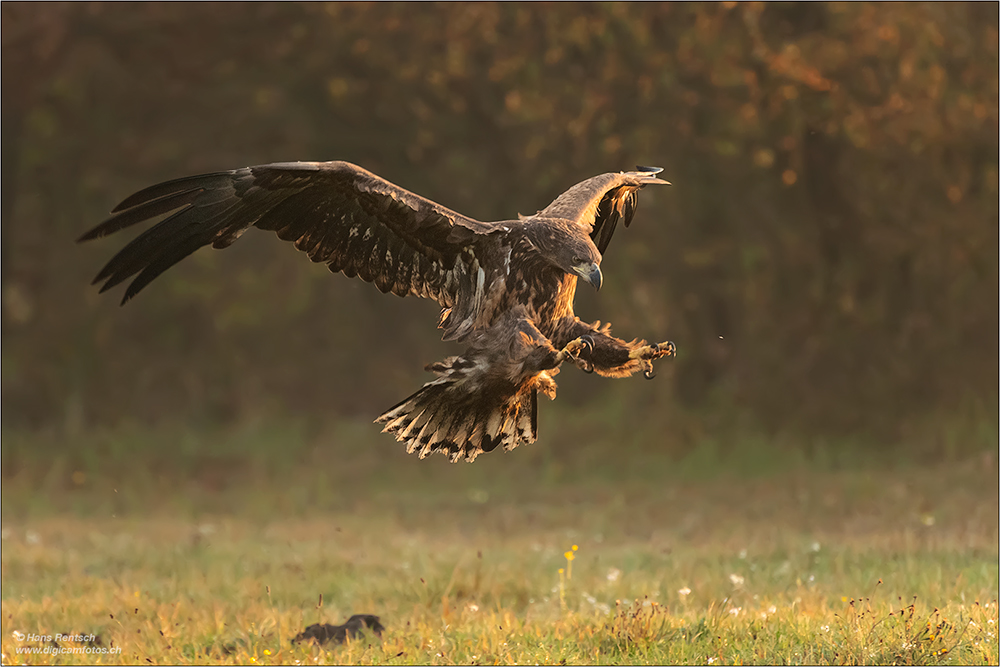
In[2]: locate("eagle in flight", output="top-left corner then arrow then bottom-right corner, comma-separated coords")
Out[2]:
79,162 -> 675,462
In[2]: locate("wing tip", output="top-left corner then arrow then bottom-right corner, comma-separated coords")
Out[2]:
633,166 -> 670,185
77,224 -> 115,243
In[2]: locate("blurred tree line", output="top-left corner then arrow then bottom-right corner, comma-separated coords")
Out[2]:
2,3 -> 996,450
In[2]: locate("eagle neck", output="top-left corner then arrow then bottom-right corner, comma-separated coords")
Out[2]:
505,238 -> 573,325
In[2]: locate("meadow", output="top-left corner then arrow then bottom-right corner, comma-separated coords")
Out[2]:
1,422 -> 997,665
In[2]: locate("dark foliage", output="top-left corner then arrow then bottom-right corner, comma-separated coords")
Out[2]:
2,3 -> 996,445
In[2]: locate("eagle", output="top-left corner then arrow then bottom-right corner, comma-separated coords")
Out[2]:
79,161 -> 675,462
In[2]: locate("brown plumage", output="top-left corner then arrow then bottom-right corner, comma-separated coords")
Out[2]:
80,161 -> 675,462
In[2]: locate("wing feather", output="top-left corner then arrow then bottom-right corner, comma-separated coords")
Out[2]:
536,169 -> 669,254
79,161 -> 496,306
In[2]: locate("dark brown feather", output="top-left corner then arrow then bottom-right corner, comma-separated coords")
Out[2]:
80,161 -> 489,305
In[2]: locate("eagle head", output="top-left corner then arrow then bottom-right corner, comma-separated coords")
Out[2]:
525,220 -> 603,290
568,250 -> 603,290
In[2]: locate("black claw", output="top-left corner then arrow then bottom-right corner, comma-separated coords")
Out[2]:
644,367 -> 656,380
580,335 -> 595,355
580,360 -> 594,374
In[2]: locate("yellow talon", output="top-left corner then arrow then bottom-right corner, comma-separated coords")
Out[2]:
556,336 -> 591,364
629,340 -> 676,361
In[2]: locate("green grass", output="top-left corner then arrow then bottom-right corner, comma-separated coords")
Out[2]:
1,424 -> 997,665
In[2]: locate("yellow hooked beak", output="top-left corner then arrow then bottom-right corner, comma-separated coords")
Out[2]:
573,262 -> 603,290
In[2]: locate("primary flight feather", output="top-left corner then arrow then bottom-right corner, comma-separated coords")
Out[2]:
80,161 -> 675,462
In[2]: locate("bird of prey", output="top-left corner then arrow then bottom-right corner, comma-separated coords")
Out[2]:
79,161 -> 675,462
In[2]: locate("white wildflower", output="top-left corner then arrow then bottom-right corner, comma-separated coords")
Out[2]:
606,567 -> 621,582
678,587 -> 692,597
729,573 -> 745,587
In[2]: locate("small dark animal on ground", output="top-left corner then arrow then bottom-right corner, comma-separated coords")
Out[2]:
293,614 -> 385,645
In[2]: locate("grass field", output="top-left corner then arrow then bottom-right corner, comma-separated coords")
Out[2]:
1,423 -> 997,665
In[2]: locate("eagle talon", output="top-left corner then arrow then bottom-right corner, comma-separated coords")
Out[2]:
629,344 -> 657,361
642,361 -> 656,379
657,341 -> 677,358
629,340 -> 677,362
556,336 -> 592,365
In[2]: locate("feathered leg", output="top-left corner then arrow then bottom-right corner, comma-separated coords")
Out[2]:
550,317 -> 675,379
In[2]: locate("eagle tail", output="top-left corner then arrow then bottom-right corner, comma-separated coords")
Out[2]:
376,356 -> 555,463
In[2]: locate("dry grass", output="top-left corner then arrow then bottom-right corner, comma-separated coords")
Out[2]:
1,425 -> 997,665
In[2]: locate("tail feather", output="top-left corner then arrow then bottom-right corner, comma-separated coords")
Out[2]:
398,407 -> 432,443
376,356 -> 550,463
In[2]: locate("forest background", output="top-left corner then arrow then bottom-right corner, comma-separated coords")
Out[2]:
2,2 -> 997,457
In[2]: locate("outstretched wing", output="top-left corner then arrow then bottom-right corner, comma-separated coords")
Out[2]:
79,161 -> 497,305
536,167 -> 669,254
